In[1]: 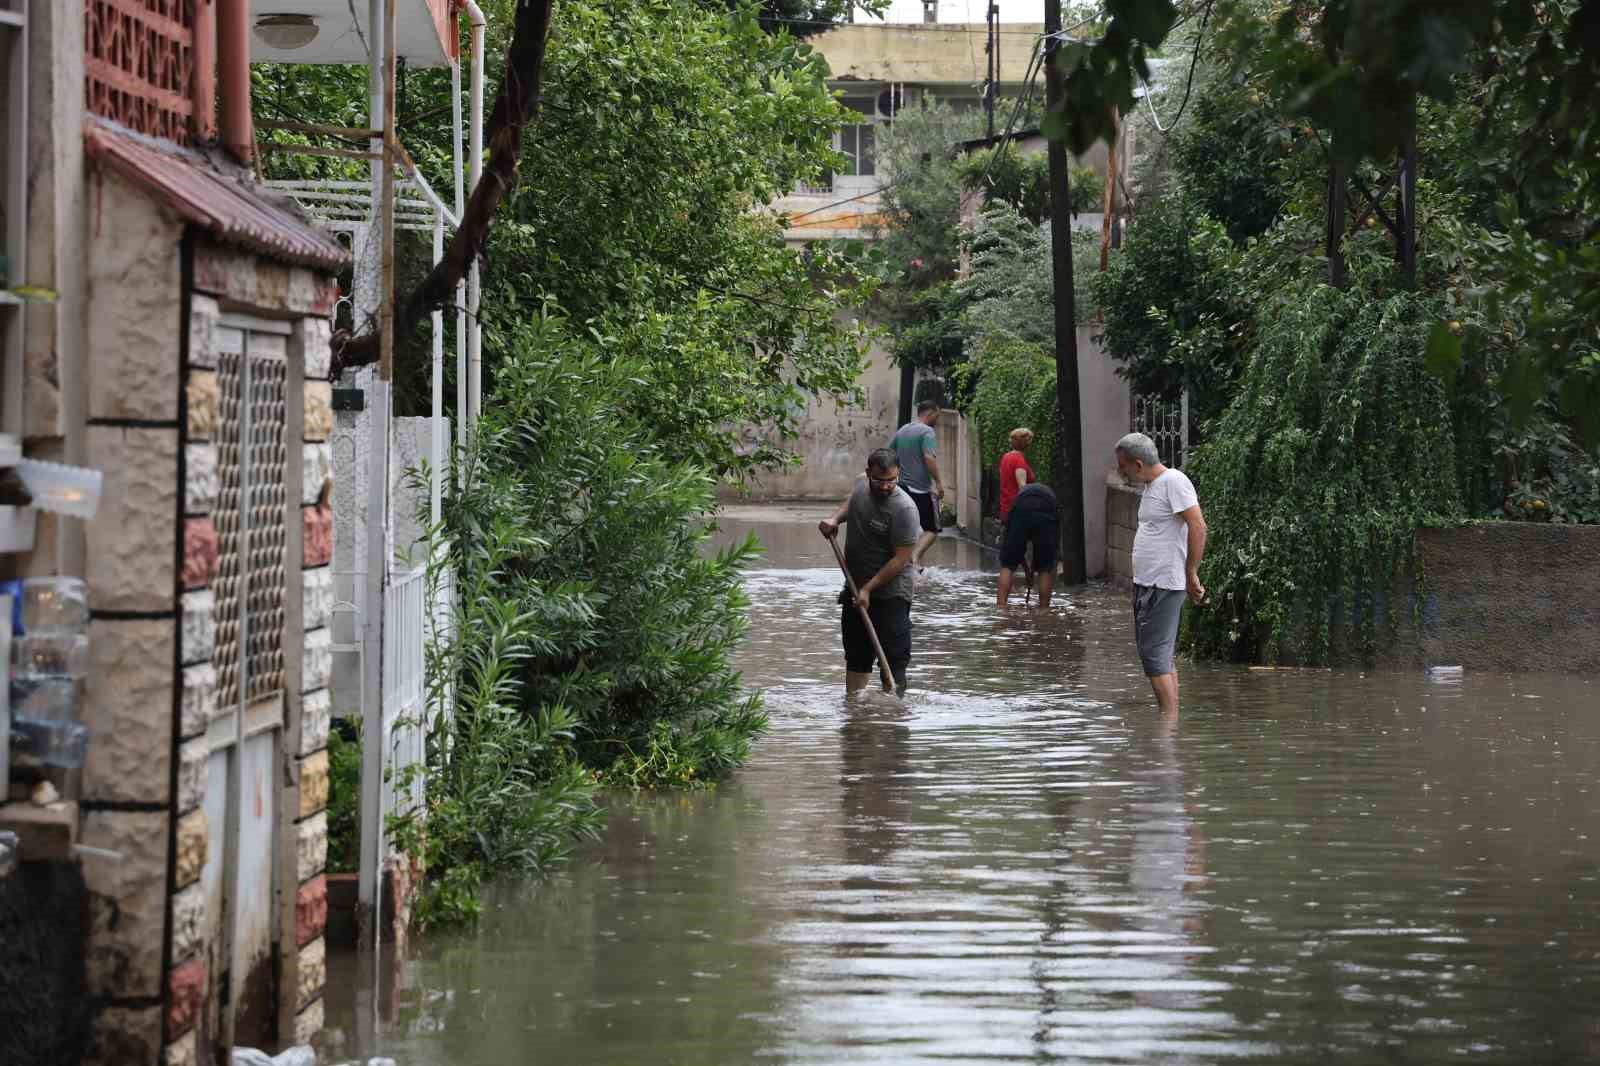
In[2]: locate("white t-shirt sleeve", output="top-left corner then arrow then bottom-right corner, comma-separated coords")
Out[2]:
1167,471 -> 1198,513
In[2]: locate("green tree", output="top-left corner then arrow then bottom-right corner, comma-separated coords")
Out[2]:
482,0 -> 873,478
1091,196 -> 1242,423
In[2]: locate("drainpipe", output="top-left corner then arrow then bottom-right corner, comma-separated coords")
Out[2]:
217,0 -> 254,162
192,0 -> 217,142
464,1 -> 486,431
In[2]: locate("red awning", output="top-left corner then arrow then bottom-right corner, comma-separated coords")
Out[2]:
84,119 -> 351,272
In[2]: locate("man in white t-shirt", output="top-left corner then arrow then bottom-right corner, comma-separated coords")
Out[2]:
1114,432 -> 1207,717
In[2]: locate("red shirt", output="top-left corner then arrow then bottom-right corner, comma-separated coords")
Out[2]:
998,450 -> 1035,520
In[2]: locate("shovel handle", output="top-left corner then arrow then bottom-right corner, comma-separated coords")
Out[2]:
825,532 -> 897,693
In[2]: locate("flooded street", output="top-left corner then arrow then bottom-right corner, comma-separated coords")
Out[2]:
326,507 -> 1600,1064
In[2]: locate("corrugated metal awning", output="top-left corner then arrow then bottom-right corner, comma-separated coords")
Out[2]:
85,119 -> 351,272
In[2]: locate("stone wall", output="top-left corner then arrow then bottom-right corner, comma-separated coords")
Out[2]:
76,171 -> 186,1065
1402,523 -> 1600,674
54,189 -> 338,1065
1105,479 -> 1139,584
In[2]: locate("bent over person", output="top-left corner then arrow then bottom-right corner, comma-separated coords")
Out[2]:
997,482 -> 1059,608
818,448 -> 921,695
1115,433 -> 1207,717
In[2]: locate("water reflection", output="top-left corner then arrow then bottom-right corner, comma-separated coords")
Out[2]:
323,516 -> 1600,1065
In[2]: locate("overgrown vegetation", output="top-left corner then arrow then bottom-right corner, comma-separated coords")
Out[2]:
325,724 -> 360,875
1183,282 -> 1463,664
870,97 -> 1110,438
1057,0 -> 1600,663
260,0 -> 873,927
951,334 -> 1059,489
399,321 -> 770,928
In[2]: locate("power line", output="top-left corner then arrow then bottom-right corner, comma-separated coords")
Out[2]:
761,15 -> 1053,34
970,37 -> 1046,194
1137,0 -> 1213,136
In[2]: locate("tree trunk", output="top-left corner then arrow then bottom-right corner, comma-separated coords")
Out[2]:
337,0 -> 557,373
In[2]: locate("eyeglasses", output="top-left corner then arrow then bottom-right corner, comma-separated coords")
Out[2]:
868,475 -> 899,487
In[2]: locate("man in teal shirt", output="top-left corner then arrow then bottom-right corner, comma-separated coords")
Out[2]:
888,400 -> 945,566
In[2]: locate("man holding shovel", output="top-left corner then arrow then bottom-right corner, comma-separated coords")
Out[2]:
818,448 -> 921,696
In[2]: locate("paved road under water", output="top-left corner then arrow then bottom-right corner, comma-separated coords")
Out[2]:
326,508 -> 1600,1064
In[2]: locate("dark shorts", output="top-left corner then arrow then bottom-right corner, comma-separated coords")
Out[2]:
840,593 -> 912,688
1001,508 -> 1059,571
907,490 -> 940,535
1132,583 -> 1185,677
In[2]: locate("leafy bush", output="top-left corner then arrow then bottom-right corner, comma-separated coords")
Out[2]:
959,204 -> 1100,346
325,723 -> 361,875
1184,283 -> 1463,665
1091,197 -> 1245,425
406,316 -> 768,925
951,333 -> 1058,490
955,149 -> 1103,221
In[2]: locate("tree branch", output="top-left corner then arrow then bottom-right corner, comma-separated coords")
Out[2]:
336,0 -> 556,374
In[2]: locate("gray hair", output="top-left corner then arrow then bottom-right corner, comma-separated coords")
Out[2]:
1114,432 -> 1161,466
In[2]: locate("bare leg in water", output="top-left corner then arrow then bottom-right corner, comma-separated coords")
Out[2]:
1149,671 -> 1179,716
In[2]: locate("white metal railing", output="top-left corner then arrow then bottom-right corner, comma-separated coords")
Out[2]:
1131,391 -> 1189,469
381,563 -> 427,824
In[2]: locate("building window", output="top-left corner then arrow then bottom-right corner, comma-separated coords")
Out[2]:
838,96 -> 879,178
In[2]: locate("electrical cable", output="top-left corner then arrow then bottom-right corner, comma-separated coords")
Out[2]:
760,15 -> 1060,34
969,37 -> 1046,196
1136,0 -> 1213,136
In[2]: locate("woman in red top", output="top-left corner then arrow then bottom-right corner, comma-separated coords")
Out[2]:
997,427 -> 1036,521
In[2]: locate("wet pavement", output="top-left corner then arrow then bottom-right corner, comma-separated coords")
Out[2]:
325,507 -> 1600,1064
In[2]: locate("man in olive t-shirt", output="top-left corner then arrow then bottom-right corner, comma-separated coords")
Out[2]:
818,448 -> 922,695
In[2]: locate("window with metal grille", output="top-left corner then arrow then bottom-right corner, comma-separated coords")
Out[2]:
213,316 -> 289,711
85,0 -> 195,146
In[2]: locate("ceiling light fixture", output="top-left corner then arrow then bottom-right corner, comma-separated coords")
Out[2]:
254,14 -> 320,51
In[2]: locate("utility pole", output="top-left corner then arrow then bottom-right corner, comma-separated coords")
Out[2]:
985,2 -> 996,139
1044,0 -> 1088,584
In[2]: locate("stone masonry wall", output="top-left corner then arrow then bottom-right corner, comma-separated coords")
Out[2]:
159,248 -> 338,1066
167,290 -> 218,1066
1105,479 -> 1139,585
290,314 -> 335,1048
79,171 -> 184,1066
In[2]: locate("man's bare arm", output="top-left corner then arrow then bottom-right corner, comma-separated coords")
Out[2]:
1180,505 -> 1207,602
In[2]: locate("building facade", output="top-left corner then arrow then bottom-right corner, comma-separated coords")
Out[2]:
0,3 -> 457,1063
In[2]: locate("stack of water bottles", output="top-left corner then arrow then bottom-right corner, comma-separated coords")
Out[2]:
9,578 -> 90,774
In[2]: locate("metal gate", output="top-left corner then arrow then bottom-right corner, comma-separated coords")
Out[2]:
200,314 -> 291,1050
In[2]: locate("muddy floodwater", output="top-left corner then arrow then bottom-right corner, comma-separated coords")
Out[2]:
325,507 -> 1600,1064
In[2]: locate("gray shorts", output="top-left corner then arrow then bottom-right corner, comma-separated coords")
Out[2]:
1132,584 -> 1185,677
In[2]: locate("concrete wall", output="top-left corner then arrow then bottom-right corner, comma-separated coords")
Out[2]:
730,330 -> 902,502
1405,524 -> 1600,675
811,22 -> 1044,86
1076,326 -> 1130,580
